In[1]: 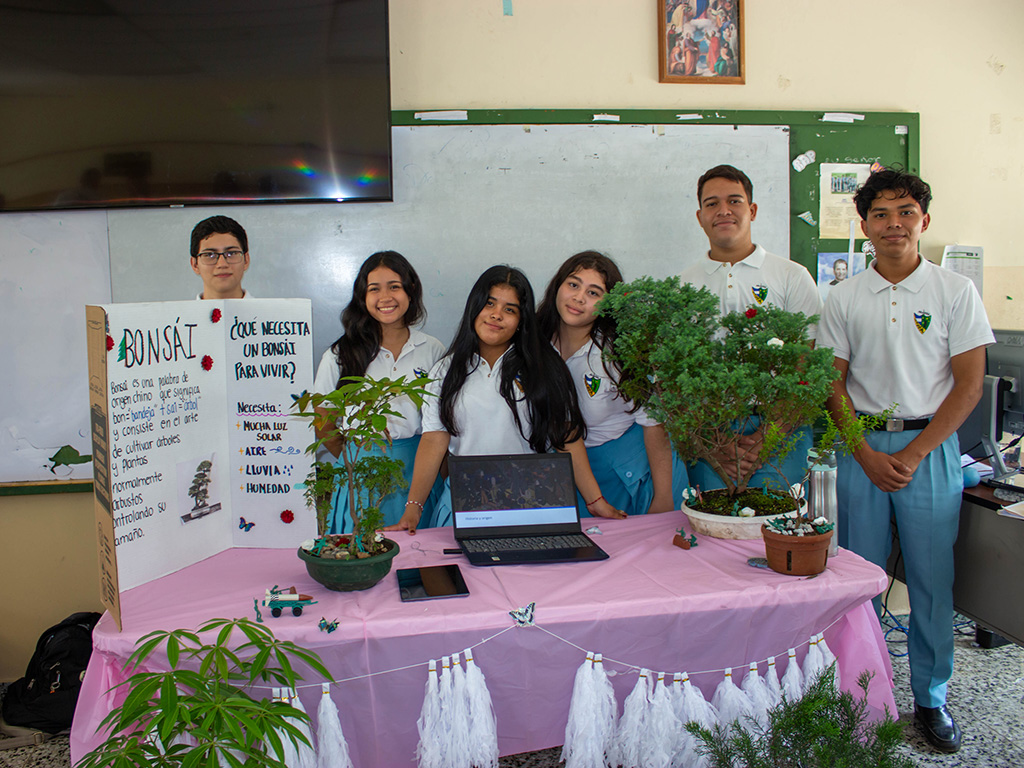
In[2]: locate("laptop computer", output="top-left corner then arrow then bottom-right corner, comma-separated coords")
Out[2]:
448,452 -> 609,566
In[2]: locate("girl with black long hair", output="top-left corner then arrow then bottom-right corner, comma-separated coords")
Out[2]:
312,251 -> 445,532
537,251 -> 687,516
386,265 -> 624,532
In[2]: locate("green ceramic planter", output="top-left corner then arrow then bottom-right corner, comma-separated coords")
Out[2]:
297,538 -> 400,592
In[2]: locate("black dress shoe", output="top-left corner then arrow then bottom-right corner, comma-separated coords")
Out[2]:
914,703 -> 962,753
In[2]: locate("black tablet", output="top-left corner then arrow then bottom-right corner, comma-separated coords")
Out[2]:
396,565 -> 470,601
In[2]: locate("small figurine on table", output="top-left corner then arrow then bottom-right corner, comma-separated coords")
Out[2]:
673,528 -> 698,550
257,585 -> 318,618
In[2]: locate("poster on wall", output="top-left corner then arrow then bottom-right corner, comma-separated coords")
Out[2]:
86,299 -> 315,628
818,162 -> 872,239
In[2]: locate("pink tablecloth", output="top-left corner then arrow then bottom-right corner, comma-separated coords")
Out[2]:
72,512 -> 894,766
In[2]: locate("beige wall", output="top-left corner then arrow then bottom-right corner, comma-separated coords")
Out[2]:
1,493 -> 102,681
2,0 -> 1021,678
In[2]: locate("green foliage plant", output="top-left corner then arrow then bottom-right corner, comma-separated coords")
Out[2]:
599,276 -> 839,501
815,396 -> 896,464
292,375 -> 432,557
75,618 -> 333,768
686,666 -> 912,768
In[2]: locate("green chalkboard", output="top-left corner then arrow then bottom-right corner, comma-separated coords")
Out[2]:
393,109 -> 919,277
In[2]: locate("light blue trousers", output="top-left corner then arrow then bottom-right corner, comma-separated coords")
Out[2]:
579,423 -> 689,517
837,429 -> 962,708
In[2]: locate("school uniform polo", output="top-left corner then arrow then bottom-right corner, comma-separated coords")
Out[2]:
421,348 -> 532,456
678,244 -> 822,334
312,329 -> 445,533
196,290 -> 254,299
817,256 -> 994,709
563,339 -> 687,515
681,244 -> 822,491
313,328 -> 445,440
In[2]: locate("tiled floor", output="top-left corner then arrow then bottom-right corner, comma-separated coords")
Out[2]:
3,617 -> 1022,768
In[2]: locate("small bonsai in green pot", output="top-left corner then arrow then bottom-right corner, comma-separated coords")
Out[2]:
599,277 -> 838,535
291,375 -> 431,590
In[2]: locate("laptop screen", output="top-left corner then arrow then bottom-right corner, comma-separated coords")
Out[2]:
449,453 -> 580,534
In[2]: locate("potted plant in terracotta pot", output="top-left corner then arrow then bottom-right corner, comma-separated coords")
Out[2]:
761,511 -> 835,575
598,276 -> 838,539
292,374 -> 431,591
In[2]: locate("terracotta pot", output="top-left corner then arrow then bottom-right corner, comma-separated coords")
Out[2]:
297,538 -> 400,591
761,525 -> 832,576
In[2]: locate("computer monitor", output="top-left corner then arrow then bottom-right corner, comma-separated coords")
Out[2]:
959,330 -> 1024,481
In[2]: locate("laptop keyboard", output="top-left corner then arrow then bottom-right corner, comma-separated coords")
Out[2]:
462,534 -> 593,553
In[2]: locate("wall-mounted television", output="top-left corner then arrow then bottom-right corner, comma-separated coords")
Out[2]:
0,0 -> 391,211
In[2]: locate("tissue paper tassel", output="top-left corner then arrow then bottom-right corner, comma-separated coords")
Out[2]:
416,660 -> 444,768
764,656 -> 783,707
643,673 -> 680,768
740,662 -> 774,731
316,684 -> 353,768
463,648 -> 499,768
801,636 -> 826,694
448,652 -> 472,768
817,633 -> 840,689
561,652 -> 600,768
781,648 -> 804,703
612,668 -> 652,768
270,688 -> 301,768
288,689 -> 317,768
711,668 -> 754,738
671,673 -> 718,768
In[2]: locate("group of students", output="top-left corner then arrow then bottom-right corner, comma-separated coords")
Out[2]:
189,162 -> 993,754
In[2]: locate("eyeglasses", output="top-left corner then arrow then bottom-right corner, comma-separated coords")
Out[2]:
195,249 -> 245,266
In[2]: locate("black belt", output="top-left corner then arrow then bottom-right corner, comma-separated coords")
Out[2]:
869,417 -> 930,432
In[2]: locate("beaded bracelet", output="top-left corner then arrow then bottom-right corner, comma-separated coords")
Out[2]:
585,495 -> 605,509
405,500 -> 424,511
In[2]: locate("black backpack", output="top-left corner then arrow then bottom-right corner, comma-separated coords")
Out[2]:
1,612 -> 102,734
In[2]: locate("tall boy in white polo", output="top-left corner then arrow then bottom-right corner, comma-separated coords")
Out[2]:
817,169 -> 992,753
680,164 -> 821,491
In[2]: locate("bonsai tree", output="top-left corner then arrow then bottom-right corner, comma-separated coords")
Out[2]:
187,459 -> 212,510
75,618 -> 332,768
686,666 -> 912,768
292,375 -> 432,558
599,277 -> 838,508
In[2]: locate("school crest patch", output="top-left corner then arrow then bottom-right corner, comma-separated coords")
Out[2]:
751,284 -> 769,304
413,367 -> 428,379
584,373 -> 601,397
914,311 -> 932,334
514,374 -> 524,394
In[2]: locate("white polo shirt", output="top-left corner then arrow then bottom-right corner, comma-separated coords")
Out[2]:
679,245 -> 822,336
817,257 -> 994,419
313,329 -> 445,440
420,349 -> 533,455
196,290 -> 253,299
563,339 -> 657,448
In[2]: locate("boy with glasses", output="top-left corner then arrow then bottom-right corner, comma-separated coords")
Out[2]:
190,215 -> 251,299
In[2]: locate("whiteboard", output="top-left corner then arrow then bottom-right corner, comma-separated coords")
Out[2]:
0,212 -> 111,483
2,123 -> 790,484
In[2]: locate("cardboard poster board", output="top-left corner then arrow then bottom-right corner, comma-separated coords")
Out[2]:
86,299 -> 315,628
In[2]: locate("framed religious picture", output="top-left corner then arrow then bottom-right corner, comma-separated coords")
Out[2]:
659,0 -> 745,84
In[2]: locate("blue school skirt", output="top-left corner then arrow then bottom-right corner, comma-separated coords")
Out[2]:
328,435 -> 442,533
579,422 -> 689,517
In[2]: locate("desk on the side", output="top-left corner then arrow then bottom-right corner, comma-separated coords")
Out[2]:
953,485 -> 1024,646
70,513 -> 894,767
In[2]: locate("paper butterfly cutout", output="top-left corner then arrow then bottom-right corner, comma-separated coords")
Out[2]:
751,284 -> 769,304
319,617 -> 339,633
914,311 -> 932,334
239,517 -> 255,532
509,602 -> 536,627
584,373 -> 601,397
